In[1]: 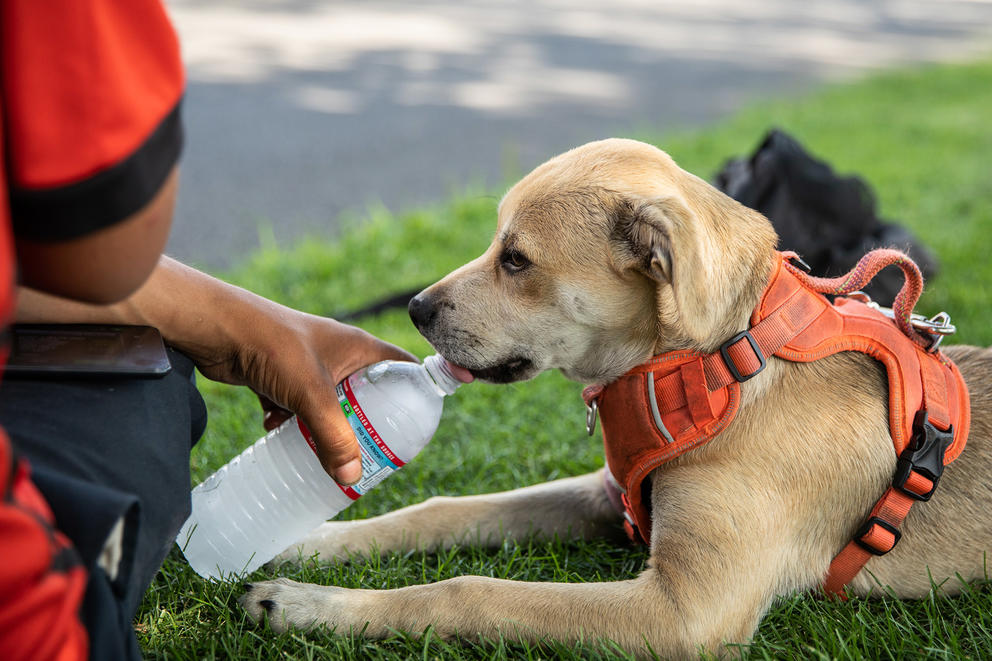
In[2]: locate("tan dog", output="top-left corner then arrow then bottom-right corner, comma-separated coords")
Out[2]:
240,139 -> 992,658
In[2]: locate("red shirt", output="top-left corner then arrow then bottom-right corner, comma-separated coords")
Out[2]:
0,2 -> 184,659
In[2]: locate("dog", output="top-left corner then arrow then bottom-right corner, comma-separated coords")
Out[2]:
240,138 -> 992,658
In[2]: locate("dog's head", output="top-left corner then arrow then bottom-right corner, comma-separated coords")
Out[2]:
410,139 -> 777,385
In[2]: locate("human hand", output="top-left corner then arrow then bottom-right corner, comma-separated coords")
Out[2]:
196,310 -> 416,485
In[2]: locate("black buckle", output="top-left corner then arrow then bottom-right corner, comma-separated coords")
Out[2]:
719,330 -> 766,382
892,409 -> 953,502
788,255 -> 812,273
854,516 -> 902,556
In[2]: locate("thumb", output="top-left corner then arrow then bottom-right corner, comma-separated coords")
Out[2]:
299,393 -> 363,486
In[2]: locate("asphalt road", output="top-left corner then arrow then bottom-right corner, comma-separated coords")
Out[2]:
164,0 -> 992,269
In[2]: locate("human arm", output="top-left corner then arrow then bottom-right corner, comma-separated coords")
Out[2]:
16,257 -> 416,485
13,168 -> 178,304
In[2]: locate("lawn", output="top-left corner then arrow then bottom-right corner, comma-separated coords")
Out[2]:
139,59 -> 992,659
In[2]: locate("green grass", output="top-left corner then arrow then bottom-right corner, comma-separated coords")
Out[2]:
139,59 -> 992,659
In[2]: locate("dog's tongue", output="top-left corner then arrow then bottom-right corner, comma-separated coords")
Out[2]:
442,359 -> 475,383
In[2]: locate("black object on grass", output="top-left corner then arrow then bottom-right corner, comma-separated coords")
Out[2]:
714,128 -> 939,303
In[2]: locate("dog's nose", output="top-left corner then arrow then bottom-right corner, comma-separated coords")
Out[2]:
408,293 -> 437,331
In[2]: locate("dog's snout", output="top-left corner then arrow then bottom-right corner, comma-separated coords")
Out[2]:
408,293 -> 437,330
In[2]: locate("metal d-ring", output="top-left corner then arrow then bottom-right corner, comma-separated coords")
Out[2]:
586,399 -> 598,436
921,311 -> 955,352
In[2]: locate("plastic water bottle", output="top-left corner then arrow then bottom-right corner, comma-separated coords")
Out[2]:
176,354 -> 467,580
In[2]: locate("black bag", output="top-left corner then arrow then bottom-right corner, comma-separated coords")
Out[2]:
714,129 -> 939,303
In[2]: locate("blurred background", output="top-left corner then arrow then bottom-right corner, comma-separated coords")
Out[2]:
163,0 -> 992,269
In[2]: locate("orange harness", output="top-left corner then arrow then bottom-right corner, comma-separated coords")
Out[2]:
584,250 -> 970,596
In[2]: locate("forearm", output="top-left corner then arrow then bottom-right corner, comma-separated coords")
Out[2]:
16,256 -> 286,369
16,255 -> 417,484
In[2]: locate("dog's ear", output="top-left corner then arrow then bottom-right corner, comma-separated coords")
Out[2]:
613,195 -> 770,348
621,198 -> 675,283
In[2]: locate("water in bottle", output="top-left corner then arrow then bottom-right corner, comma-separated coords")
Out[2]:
176,354 -> 468,580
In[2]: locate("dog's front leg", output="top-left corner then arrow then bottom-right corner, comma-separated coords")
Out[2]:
240,569 -> 717,659
244,468 -> 791,658
272,470 -> 619,565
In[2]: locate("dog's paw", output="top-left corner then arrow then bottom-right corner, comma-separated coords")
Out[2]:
240,578 -> 328,633
239,578 -> 369,635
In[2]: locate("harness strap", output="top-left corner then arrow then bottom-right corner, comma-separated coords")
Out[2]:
637,250 -> 933,423
628,283 -> 824,441
823,485 -> 924,595
589,248 -> 969,597
822,402 -> 956,597
822,338 -> 958,596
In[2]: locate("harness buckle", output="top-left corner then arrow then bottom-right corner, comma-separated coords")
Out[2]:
719,330 -> 766,382
787,254 -> 812,273
892,409 -> 954,502
854,516 -> 902,556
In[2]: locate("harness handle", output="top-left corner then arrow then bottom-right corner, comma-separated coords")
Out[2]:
782,249 -> 931,349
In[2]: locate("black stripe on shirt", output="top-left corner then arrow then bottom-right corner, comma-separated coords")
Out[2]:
9,100 -> 184,242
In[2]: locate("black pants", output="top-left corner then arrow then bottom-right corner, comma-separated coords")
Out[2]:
0,347 -> 207,660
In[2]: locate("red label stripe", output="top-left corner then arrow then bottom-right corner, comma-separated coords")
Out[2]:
297,418 -> 319,456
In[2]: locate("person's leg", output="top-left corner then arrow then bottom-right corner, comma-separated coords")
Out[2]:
0,347 -> 207,660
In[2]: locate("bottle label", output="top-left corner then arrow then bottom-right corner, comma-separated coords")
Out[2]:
332,377 -> 406,500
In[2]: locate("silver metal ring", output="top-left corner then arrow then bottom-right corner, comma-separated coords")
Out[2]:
586,399 -> 598,436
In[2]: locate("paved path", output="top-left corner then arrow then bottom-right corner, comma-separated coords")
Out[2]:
164,0 -> 992,269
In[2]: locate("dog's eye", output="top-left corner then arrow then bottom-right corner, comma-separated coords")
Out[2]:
501,249 -> 531,273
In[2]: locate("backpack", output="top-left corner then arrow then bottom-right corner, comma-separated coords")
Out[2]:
714,129 -> 939,302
